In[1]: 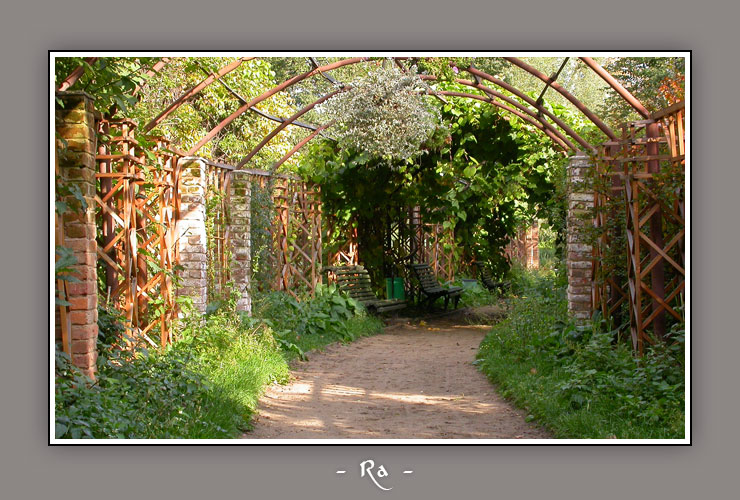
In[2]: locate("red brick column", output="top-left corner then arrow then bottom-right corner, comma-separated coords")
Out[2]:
55,91 -> 99,378
567,152 -> 594,323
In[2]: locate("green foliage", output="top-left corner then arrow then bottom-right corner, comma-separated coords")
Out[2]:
56,284 -> 382,439
600,57 -> 685,126
317,65 -> 442,160
131,57 -> 303,166
450,278 -> 500,308
253,284 -> 382,358
55,57 -> 161,116
475,271 -> 685,439
56,309 -> 289,439
302,87 -> 567,282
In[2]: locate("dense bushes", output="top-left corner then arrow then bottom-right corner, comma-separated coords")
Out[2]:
55,285 -> 383,439
476,270 -> 685,439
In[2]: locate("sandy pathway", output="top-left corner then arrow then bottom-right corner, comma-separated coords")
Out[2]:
243,312 -> 550,439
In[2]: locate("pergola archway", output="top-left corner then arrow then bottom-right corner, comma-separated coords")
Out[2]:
60,55 -> 652,166
56,54 -> 685,355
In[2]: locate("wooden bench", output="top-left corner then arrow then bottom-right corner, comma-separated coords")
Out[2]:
473,261 -> 509,294
406,263 -> 462,310
325,265 -> 407,314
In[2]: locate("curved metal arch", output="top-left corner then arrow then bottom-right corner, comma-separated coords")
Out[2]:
465,66 -> 597,152
578,57 -> 650,119
144,57 -> 254,132
187,57 -> 371,155
503,57 -> 618,140
420,74 -> 578,151
452,80 -> 577,151
241,68 -> 594,169
57,57 -> 99,91
236,88 -> 345,168
262,89 -> 578,174
270,120 -> 335,172
436,91 -> 572,152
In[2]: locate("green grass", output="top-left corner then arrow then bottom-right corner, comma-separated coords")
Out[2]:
55,286 -> 384,439
476,270 -> 685,439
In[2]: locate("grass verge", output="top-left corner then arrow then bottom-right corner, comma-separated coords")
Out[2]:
475,271 -> 685,439
55,286 -> 384,439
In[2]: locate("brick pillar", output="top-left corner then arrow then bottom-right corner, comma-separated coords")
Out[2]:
55,91 -> 99,378
176,158 -> 207,314
567,152 -> 594,323
229,173 -> 252,313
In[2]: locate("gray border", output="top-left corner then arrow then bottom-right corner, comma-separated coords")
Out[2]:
3,1 -> 736,498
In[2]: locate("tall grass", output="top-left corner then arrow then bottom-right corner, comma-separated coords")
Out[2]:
55,286 -> 384,439
476,270 -> 685,439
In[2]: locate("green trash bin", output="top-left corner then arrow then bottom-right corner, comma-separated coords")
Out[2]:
385,278 -> 394,300
393,277 -> 405,300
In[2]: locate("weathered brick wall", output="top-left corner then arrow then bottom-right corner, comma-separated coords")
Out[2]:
229,173 -> 252,313
567,152 -> 594,323
176,158 -> 208,314
55,91 -> 99,378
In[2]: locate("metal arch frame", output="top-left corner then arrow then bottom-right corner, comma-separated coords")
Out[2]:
436,91 -> 572,152
252,89 -> 578,172
463,66 -> 598,152
58,56 -> 648,155
503,57 -> 619,140
144,57 -> 254,132
420,75 -> 578,151
187,57 -> 371,155
236,88 -> 345,168
127,55 -> 651,160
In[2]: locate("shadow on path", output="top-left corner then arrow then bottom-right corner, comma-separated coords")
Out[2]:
243,310 -> 550,439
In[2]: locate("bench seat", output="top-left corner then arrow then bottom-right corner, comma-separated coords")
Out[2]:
326,265 -> 407,314
407,263 -> 462,310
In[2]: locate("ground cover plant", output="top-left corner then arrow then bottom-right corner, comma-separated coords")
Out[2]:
55,286 -> 383,439
475,269 -> 685,439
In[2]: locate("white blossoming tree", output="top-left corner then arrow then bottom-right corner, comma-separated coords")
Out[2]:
318,65 -> 441,161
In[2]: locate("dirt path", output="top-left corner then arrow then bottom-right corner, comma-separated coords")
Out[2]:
243,310 -> 550,439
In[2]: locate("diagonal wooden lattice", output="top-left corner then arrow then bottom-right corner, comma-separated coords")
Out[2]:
505,222 -> 540,269
419,222 -> 458,283
95,119 -> 180,348
244,171 -> 322,297
593,102 -> 685,353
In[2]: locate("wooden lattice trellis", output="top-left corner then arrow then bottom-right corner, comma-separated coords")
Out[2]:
505,222 -> 540,269
593,102 -> 685,353
245,171 -> 323,297
326,227 -> 359,267
205,163 -> 232,301
419,222 -> 458,283
95,119 -> 180,348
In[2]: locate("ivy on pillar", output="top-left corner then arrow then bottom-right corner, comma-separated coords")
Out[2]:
55,91 -> 100,379
567,152 -> 595,323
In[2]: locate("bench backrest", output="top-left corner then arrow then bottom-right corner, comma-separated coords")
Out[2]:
407,263 -> 442,291
331,265 -> 378,303
474,262 -> 499,287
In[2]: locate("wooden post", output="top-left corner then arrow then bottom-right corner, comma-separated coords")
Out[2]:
646,121 -> 666,340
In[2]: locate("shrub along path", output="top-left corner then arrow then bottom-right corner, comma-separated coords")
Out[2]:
243,308 -> 550,439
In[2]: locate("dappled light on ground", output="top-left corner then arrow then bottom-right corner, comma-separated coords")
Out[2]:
244,312 -> 550,439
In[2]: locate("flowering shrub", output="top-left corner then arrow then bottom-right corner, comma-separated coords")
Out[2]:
318,65 -> 441,160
